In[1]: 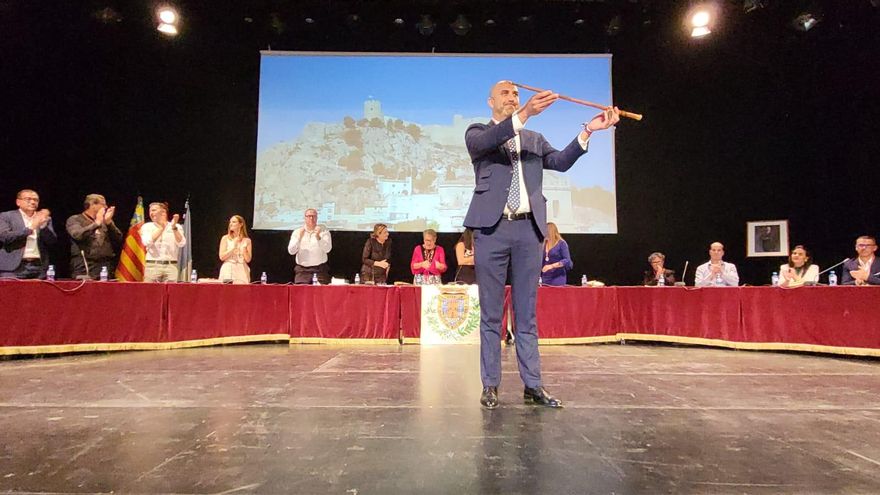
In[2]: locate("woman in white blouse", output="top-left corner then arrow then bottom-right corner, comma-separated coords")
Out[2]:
778,245 -> 819,287
218,215 -> 252,284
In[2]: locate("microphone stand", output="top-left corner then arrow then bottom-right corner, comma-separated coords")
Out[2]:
817,258 -> 849,277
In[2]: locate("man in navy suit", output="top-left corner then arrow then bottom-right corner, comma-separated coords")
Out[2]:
841,235 -> 880,286
0,189 -> 57,279
464,80 -> 619,408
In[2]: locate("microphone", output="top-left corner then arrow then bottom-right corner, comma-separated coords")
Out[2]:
76,251 -> 91,280
676,261 -> 689,286
817,258 -> 849,277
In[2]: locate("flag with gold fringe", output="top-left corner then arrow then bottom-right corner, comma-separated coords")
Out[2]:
115,196 -> 146,282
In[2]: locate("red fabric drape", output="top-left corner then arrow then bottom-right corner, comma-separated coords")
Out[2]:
616,287 -> 743,341
740,286 -> 880,348
536,286 -> 618,339
165,284 -> 290,342
289,285 -> 400,339
398,286 -> 422,339
0,280 -> 164,346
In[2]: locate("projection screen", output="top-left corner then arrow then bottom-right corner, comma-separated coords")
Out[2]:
254,52 -> 617,233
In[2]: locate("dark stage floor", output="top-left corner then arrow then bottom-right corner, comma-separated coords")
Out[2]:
2,343 -> 880,494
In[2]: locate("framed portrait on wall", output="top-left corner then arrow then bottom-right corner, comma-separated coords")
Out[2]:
746,220 -> 789,257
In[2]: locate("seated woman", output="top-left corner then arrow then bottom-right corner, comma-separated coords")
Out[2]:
454,228 -> 476,284
361,223 -> 391,284
643,252 -> 676,286
778,245 -> 819,287
541,222 -> 573,286
218,215 -> 252,284
410,229 -> 447,283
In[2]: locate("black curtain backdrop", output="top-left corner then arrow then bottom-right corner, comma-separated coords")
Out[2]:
2,1 -> 878,286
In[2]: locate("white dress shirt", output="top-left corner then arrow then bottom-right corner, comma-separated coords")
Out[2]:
496,113 -> 591,215
288,227 -> 332,267
140,222 -> 187,261
695,261 -> 739,287
18,209 -> 41,260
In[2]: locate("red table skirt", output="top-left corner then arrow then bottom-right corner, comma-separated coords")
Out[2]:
166,284 -> 290,342
2,282 -> 880,357
289,285 -> 400,342
0,280 -> 165,351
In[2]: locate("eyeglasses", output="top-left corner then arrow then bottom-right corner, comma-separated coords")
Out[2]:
19,197 -> 39,202
857,243 -> 877,248
304,214 -> 317,218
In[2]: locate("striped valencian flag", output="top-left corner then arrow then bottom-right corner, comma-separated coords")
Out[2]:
115,196 -> 146,282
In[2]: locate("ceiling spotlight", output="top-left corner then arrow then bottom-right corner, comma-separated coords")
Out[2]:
792,12 -> 819,31
450,14 -> 471,36
691,26 -> 711,37
606,15 -> 622,36
269,13 -> 285,35
157,7 -> 177,25
157,23 -> 178,35
93,7 -> 122,24
518,15 -> 532,23
304,17 -> 315,24
484,18 -> 497,27
345,14 -> 361,28
393,18 -> 405,26
574,18 -> 585,26
743,0 -> 765,13
691,10 -> 710,28
417,15 -> 435,36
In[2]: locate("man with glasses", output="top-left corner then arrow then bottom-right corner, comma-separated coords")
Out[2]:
842,236 -> 880,286
0,189 -> 58,279
287,208 -> 332,284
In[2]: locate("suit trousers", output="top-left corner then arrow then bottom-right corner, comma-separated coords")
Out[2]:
474,217 -> 544,389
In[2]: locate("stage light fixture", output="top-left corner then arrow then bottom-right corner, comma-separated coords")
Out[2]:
304,17 -> 315,24
157,7 -> 177,25
393,18 -> 405,26
685,5 -> 716,38
691,10 -> 711,28
450,14 -> 471,36
157,23 -> 178,35
606,15 -> 622,36
417,15 -> 435,36
484,18 -> 497,27
743,0 -> 765,13
792,12 -> 819,31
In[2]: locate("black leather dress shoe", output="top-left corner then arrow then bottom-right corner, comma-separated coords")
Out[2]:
480,386 -> 499,409
523,386 -> 562,408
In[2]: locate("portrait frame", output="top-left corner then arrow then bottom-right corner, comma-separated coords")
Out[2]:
746,220 -> 789,257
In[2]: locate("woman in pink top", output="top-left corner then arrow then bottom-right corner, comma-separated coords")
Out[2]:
410,229 -> 447,282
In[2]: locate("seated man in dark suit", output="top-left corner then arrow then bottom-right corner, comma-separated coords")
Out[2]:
841,235 -> 880,286
0,189 -> 57,279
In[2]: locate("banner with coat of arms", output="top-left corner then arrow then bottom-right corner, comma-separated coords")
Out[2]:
420,284 -> 481,344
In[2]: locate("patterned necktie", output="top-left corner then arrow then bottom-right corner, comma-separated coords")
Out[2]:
506,137 -> 521,212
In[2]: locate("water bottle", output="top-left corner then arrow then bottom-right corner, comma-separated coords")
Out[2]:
100,266 -> 108,282
190,269 -> 198,283
312,272 -> 319,285
657,273 -> 665,286
771,272 -> 779,287
46,264 -> 55,281
828,271 -> 838,286
714,273 -> 723,286
581,274 -> 588,286
354,273 -> 360,285
260,272 -> 268,285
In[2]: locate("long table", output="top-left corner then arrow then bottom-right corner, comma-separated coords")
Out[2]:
2,281 -> 879,357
